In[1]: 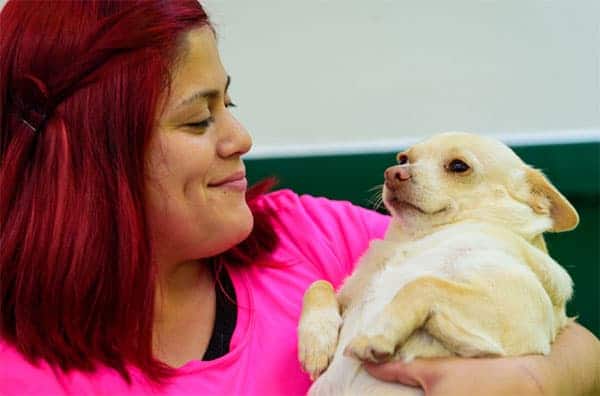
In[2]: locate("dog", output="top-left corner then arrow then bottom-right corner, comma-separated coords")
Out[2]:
298,132 -> 578,395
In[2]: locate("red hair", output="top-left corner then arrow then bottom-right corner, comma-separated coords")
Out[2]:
0,0 -> 276,383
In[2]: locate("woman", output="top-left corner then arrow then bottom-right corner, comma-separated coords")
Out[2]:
0,1 -> 598,395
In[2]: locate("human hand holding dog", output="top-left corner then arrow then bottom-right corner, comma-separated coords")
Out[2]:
363,323 -> 600,396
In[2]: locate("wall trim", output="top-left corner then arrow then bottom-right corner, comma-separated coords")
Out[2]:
246,129 -> 600,159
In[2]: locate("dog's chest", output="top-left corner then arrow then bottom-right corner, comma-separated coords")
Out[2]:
344,225 -> 522,329
383,222 -> 521,275
382,231 -> 476,276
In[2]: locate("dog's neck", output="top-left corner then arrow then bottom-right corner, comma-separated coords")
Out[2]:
384,215 -> 551,250
458,205 -> 553,241
383,217 -> 447,243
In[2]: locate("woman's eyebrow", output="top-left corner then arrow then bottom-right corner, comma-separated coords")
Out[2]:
175,75 -> 231,110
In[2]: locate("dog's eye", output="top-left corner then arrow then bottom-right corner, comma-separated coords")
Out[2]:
447,159 -> 470,173
397,153 -> 409,165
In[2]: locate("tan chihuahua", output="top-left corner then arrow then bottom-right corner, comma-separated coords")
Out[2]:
298,132 -> 578,395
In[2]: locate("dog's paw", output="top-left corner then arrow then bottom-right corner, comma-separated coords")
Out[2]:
298,309 -> 341,380
343,333 -> 395,363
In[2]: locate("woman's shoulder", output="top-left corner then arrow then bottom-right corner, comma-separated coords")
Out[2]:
254,188 -> 381,218
252,188 -> 306,209
253,189 -> 390,285
0,340 -> 135,395
254,188 -> 343,208
255,188 -> 390,236
0,340 -> 67,394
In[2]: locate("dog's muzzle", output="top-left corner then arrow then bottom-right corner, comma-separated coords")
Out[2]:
384,165 -> 411,190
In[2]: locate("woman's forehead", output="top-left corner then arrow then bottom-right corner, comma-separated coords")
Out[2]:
166,27 -> 227,110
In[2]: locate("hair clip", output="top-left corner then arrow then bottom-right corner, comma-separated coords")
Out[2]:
20,109 -> 49,133
21,118 -> 37,132
14,74 -> 52,133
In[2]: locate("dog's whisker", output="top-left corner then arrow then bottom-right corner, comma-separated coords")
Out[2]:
367,185 -> 384,210
367,197 -> 382,210
367,196 -> 380,207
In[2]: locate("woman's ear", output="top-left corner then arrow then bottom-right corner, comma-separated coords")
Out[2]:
525,168 -> 579,232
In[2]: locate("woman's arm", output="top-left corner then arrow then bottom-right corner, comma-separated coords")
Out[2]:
364,323 -> 600,396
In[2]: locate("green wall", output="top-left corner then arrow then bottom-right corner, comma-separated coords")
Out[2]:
246,142 -> 600,337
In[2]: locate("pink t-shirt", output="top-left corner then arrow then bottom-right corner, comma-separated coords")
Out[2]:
0,189 -> 390,395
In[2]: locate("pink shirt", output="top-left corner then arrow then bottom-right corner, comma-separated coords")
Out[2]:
0,190 -> 390,395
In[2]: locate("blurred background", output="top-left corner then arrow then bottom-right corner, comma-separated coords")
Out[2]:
204,0 -> 599,336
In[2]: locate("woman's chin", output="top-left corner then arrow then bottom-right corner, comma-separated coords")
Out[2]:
165,202 -> 255,260
213,206 -> 254,254
233,207 -> 254,243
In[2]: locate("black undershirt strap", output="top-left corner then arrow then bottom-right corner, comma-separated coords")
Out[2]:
202,266 -> 237,361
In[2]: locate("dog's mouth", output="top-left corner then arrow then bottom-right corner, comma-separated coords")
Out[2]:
385,195 -> 449,216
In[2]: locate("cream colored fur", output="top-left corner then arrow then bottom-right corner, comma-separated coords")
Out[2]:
298,132 -> 578,395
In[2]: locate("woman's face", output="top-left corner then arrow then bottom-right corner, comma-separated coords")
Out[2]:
145,27 -> 253,265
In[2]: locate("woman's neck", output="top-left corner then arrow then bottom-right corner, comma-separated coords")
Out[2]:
153,259 -> 217,367
156,259 -> 212,301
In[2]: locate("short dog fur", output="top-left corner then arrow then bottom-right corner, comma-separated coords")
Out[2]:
298,132 -> 578,395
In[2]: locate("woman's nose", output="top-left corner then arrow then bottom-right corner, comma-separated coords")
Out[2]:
217,113 -> 253,158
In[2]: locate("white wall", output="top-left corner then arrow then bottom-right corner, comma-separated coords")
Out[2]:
203,0 -> 600,156
2,0 -> 598,155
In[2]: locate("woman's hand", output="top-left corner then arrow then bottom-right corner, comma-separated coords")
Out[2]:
364,323 -> 600,396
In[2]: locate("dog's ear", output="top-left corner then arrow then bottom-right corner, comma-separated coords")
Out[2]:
524,168 -> 579,232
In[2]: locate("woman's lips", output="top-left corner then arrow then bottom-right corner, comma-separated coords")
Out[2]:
217,177 -> 248,191
208,171 -> 247,191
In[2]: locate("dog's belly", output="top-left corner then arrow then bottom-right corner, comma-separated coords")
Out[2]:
366,245 -> 557,356
310,283 -> 454,395
308,261 -> 460,395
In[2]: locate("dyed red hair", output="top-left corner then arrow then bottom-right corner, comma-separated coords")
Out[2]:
0,0 -> 276,383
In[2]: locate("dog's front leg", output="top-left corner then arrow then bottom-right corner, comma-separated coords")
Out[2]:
298,280 -> 342,380
344,276 -> 505,363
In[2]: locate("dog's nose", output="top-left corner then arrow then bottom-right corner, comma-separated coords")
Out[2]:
385,165 -> 411,189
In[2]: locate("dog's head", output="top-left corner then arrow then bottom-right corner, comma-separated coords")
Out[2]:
383,132 -> 579,238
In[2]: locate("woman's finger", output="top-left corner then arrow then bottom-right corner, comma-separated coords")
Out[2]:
362,360 -> 433,388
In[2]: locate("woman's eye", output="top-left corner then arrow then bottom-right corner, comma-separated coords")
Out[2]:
225,101 -> 237,108
447,159 -> 471,173
185,116 -> 214,130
